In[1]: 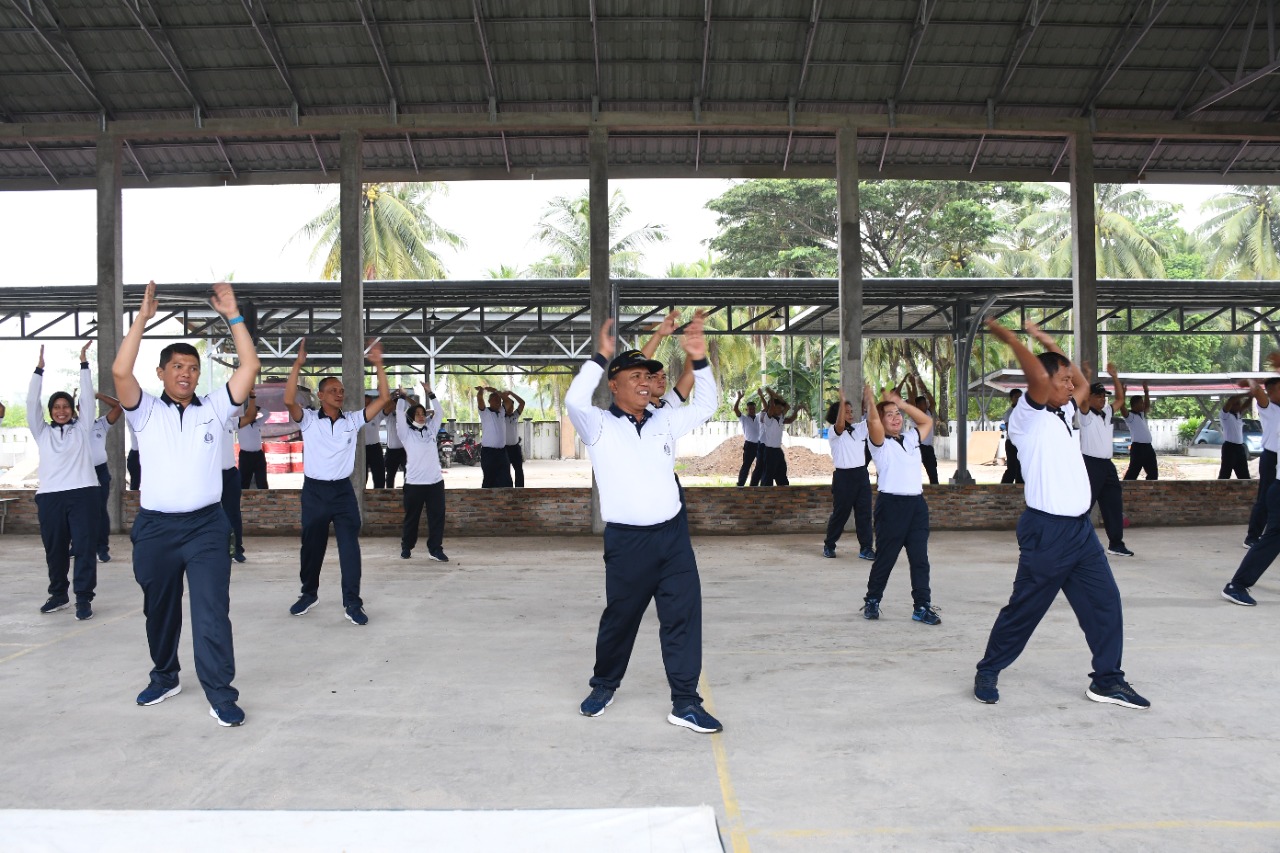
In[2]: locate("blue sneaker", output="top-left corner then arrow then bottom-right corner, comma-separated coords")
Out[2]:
579,687 -> 615,717
428,550 -> 450,563
401,549 -> 411,559
1244,539 -> 1258,549
209,701 -> 246,727
822,544 -> 836,558
75,601 -> 93,621
858,546 -> 876,561
862,598 -> 880,620
344,604 -> 369,626
1086,680 -> 1150,710
136,683 -> 181,706
1222,583 -> 1257,606
97,550 -> 111,563
974,672 -> 999,704
912,604 -> 941,625
668,703 -> 723,733
289,594 -> 318,616
39,596 -> 69,614
233,552 -> 247,564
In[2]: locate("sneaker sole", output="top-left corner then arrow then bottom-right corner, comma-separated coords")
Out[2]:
858,554 -> 876,561
1106,549 -> 1134,557
1085,687 -> 1150,710
1244,542 -> 1256,549
290,600 -> 318,617
209,707 -> 245,727
40,601 -> 70,614
974,694 -> 999,705
667,713 -> 721,733
863,613 -> 879,620
345,612 -> 368,626
138,685 -> 182,706
75,611 -> 94,621
912,617 -> 941,625
580,696 -> 614,717
1221,590 -> 1257,606
427,554 -> 448,562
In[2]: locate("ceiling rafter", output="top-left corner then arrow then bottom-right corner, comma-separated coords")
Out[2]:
471,0 -> 499,106
793,0 -> 823,101
990,0 -> 1053,107
7,0 -> 113,118
214,136 -> 237,179
352,0 -> 401,115
119,0 -> 207,117
895,0 -> 934,99
1173,0 -> 1255,115
238,0 -> 304,112
1077,0 -> 1171,115
588,0 -> 601,99
698,0 -> 712,101
26,141 -> 58,184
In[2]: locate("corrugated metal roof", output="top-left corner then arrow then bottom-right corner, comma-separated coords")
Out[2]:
2,0 -> 1279,189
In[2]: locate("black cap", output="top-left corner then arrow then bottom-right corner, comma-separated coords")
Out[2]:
607,349 -> 663,378
1089,382 -> 1107,396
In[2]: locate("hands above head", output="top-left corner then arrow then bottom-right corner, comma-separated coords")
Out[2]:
654,310 -> 679,337
79,341 -> 92,363
1268,351 -> 1280,372
597,318 -> 616,360
37,345 -> 45,371
210,282 -> 239,319
679,310 -> 707,360
138,281 -> 158,323
293,338 -> 308,367
1106,361 -> 1118,377
881,387 -> 904,406
365,339 -> 383,366
421,380 -> 433,396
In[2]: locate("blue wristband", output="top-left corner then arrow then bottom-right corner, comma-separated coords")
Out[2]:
227,315 -> 244,326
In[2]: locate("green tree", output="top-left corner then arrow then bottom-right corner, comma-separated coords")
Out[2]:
707,180 -> 837,277
296,182 -> 464,280
529,189 -> 667,278
1197,185 -> 1280,279
1015,184 -> 1168,278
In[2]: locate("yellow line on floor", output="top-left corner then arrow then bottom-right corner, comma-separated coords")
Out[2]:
698,675 -> 751,853
0,607 -> 141,665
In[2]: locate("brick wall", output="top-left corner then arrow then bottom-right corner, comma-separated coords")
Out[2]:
0,479 -> 1257,537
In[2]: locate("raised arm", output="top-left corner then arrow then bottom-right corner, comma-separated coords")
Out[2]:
917,375 -> 936,412
886,388 -> 932,442
640,310 -> 679,359
507,389 -> 526,418
209,282 -> 260,405
665,311 -> 718,437
475,385 -> 488,412
566,317 -> 615,445
79,344 -> 95,419
833,387 -> 851,433
362,340 -> 391,423
1027,320 -> 1089,410
96,392 -> 124,425
112,281 -> 158,410
986,318 -> 1054,407
733,391 -> 744,418
866,383 -> 885,445
283,339 -> 307,422
782,403 -> 802,425
1140,381 -> 1151,413
1106,362 -> 1125,410
672,358 -> 695,402
27,347 -> 46,435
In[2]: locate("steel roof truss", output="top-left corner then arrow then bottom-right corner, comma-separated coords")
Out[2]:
120,0 -> 207,117
896,0 -> 934,100
1129,306 -> 1175,333
991,0 -> 1053,107
1078,0 -> 1171,115
239,0 -> 304,112
8,0 -> 112,117
353,0 -> 400,112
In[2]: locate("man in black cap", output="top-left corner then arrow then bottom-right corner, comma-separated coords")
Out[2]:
567,312 -> 724,734
1079,364 -> 1133,558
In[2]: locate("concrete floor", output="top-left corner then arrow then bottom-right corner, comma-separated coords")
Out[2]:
2,523 -> 1278,852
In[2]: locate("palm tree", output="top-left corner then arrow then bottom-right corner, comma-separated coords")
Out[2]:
296,182 -> 464,280
1013,184 -> 1167,278
1197,186 -> 1280,279
529,189 -> 667,278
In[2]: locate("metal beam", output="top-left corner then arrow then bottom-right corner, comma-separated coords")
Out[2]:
589,0 -> 602,98
1172,0 -> 1255,116
896,0 -> 934,99
353,0 -> 401,112
239,0 -> 305,110
118,0 -> 208,116
471,0 -> 499,102
990,0 -> 1053,106
1077,0 -> 1171,115
793,0 -> 823,101
7,0 -> 112,117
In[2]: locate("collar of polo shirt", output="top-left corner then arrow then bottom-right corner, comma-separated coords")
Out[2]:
609,402 -> 652,430
160,390 -> 203,409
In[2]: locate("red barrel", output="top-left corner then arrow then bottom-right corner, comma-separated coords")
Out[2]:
288,440 -> 305,473
264,440 -> 290,474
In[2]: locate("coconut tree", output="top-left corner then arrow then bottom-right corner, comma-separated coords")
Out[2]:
1015,184 -> 1168,279
1197,185 -> 1280,280
529,189 -> 667,278
296,182 -> 464,280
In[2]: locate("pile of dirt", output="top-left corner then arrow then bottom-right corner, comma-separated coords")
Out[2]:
682,435 -> 833,478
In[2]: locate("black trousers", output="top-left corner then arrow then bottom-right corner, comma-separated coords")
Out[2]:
131,503 -> 236,704
481,446 -> 513,488
239,449 -> 269,489
220,467 -> 244,559
384,447 -> 407,489
590,511 -> 703,708
300,476 -> 363,608
738,440 -> 760,487
1219,441 -> 1250,480
94,462 -> 111,554
35,486 -> 98,603
1000,440 -> 1024,484
365,443 -> 386,488
1248,450 -> 1277,542
749,441 -> 767,486
127,449 -> 141,490
920,444 -> 939,485
760,445 -> 789,486
505,443 -> 525,487
1083,455 -> 1126,550
825,466 -> 873,551
977,508 -> 1126,687
1123,442 -> 1158,480
1234,480 -> 1280,588
865,492 -> 931,607
402,481 -> 446,554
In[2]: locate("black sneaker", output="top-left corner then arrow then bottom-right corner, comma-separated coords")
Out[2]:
136,683 -> 181,706
1086,680 -> 1150,710
428,550 -> 450,563
1106,545 -> 1135,557
668,703 -> 723,733
97,550 -> 111,563
862,598 -> 880,620
912,603 -> 941,625
579,686 -> 615,717
75,601 -> 93,621
344,604 -> 369,626
233,552 -> 247,564
822,544 -> 836,558
1222,583 -> 1257,606
400,549 -> 411,559
39,596 -> 70,614
209,700 -> 246,727
974,672 -> 999,704
1244,539 -> 1258,549
858,546 -> 876,561
289,594 -> 318,616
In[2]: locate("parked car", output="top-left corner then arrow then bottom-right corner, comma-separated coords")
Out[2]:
253,378 -> 314,441
1193,416 -> 1264,456
1111,417 -> 1131,457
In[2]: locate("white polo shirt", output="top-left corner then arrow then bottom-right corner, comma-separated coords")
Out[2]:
567,356 -> 717,526
1008,395 -> 1090,517
759,413 -> 785,449
363,410 -> 385,446
89,416 -> 111,467
869,430 -> 923,496
125,384 -> 240,512
1079,402 -> 1114,459
238,416 -> 263,452
394,398 -> 443,485
479,408 -> 507,449
1124,411 -> 1153,444
919,409 -> 936,447
1259,402 -> 1280,453
740,413 -> 762,443
504,411 -> 520,446
385,406 -> 405,450
27,370 -> 98,495
297,407 -> 368,480
219,416 -> 237,471
829,420 -> 869,469
1220,410 -> 1244,445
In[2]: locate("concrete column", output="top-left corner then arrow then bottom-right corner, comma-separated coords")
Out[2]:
95,136 -> 125,532
588,127 -> 610,534
340,131 -> 367,509
1069,131 -> 1099,372
835,129 -> 864,409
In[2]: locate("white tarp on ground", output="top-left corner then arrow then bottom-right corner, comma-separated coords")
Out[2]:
0,806 -> 724,852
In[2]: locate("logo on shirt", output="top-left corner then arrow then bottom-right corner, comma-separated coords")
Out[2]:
663,442 -> 671,456
203,432 -> 214,444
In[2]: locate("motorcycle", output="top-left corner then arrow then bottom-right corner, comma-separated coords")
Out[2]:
452,432 -> 481,467
437,427 -> 454,470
